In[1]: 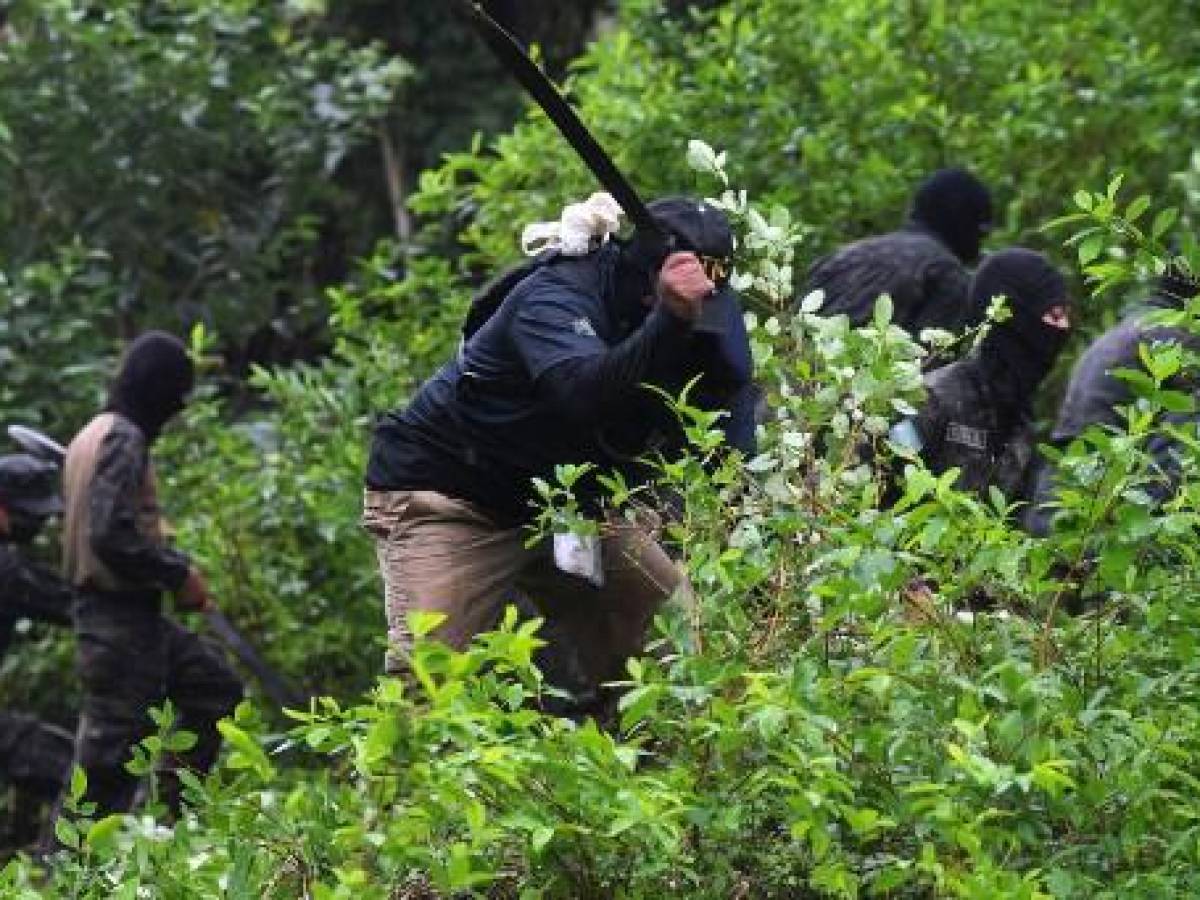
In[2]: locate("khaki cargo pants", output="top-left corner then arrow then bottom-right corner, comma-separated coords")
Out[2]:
362,489 -> 689,694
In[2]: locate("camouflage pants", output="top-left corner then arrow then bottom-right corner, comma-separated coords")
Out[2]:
0,711 -> 73,799
72,592 -> 243,815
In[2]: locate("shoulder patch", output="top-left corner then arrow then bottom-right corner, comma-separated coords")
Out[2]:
572,317 -> 598,338
945,422 -> 990,451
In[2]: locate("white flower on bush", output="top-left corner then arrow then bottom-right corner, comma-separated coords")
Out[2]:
918,327 -> 955,348
799,289 -> 825,313
685,139 -> 729,185
863,414 -> 890,436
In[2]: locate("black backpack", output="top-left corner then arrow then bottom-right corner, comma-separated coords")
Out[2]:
460,250 -> 559,341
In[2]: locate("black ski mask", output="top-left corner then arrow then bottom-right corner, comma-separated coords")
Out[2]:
974,248 -> 1069,415
106,331 -> 194,443
910,168 -> 993,265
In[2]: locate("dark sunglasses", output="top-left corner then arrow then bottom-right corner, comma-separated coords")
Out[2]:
698,254 -> 731,286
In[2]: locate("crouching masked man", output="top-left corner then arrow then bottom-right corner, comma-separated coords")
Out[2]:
364,196 -> 755,703
893,248 -> 1071,502
59,332 -> 242,817
0,454 -> 75,804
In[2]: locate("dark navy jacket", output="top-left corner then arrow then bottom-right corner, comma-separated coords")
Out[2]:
367,245 -> 757,525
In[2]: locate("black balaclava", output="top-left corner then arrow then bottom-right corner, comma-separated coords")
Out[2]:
973,248 -> 1069,417
106,331 -> 194,442
910,168 -> 993,265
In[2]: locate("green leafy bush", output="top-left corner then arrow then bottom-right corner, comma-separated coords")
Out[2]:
9,1 -> 1200,895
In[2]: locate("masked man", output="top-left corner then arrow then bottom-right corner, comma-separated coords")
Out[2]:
895,248 -> 1071,501
364,197 -> 754,701
0,454 -> 74,805
803,167 -> 993,335
59,331 -> 242,816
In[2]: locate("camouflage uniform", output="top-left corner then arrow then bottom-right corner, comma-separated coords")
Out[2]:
0,714 -> 73,801
1052,306 -> 1195,443
0,540 -> 74,799
1026,299 -> 1200,532
63,409 -> 241,815
905,248 -> 1071,509
804,226 -> 974,334
912,356 -> 1039,501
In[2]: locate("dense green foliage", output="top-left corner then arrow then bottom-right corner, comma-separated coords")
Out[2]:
0,0 -> 407,428
6,0 -> 1200,896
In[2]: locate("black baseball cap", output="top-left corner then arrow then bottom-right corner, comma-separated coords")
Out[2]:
624,197 -> 738,334
0,453 -> 64,516
648,196 -> 735,260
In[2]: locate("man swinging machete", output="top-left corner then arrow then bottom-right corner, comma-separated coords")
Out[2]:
362,2 -> 757,714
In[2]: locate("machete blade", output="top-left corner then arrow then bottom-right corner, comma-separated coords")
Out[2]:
456,1 -> 667,245
8,424 -> 67,463
205,609 -> 308,710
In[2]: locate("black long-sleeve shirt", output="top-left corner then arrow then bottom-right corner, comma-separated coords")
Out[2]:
367,247 -> 755,525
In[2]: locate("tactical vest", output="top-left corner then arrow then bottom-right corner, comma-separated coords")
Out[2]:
62,412 -> 163,590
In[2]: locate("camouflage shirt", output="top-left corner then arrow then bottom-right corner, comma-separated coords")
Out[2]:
62,412 -> 190,593
0,542 -> 73,657
803,224 -> 973,334
1053,307 -> 1197,443
913,356 -> 1038,502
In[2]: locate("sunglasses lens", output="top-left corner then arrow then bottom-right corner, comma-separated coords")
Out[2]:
700,256 -> 729,285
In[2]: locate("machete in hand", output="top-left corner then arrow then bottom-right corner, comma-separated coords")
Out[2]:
7,423 -> 308,709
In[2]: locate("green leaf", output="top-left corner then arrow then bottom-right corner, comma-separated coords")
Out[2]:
55,818 -> 80,851
217,720 -> 277,782
1125,194 -> 1151,223
70,765 -> 87,804
1078,234 -> 1105,265
85,814 -> 126,853
1152,206 -> 1179,241
873,293 -> 894,328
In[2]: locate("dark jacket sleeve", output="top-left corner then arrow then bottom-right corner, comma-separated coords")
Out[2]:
912,393 -> 948,470
0,547 -> 74,626
0,546 -> 74,657
89,424 -> 190,592
720,383 -> 760,455
522,300 -> 695,426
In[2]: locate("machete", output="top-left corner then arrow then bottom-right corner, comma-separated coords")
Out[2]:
7,423 -> 308,709
203,608 -> 307,709
455,0 -> 669,247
